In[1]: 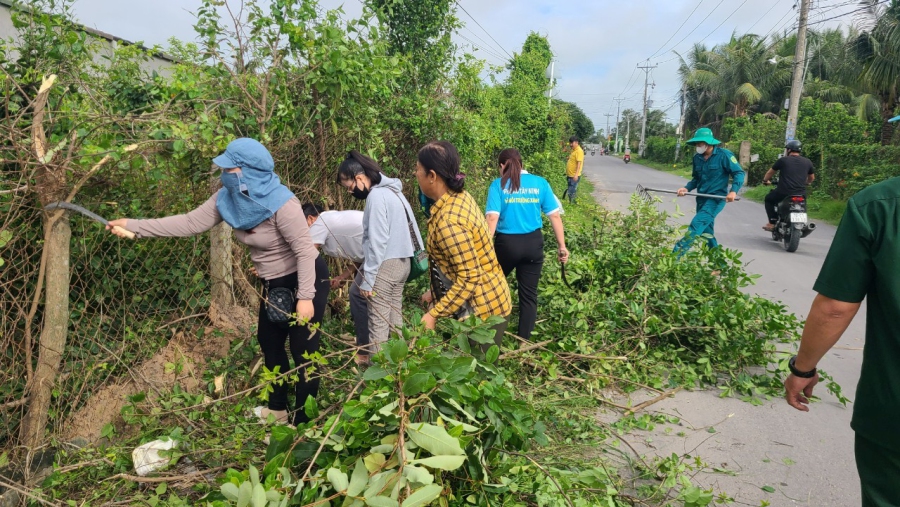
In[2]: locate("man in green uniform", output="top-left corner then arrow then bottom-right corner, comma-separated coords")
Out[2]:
674,128 -> 744,255
784,176 -> 900,506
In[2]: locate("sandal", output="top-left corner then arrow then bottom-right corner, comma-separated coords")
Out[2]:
252,406 -> 289,424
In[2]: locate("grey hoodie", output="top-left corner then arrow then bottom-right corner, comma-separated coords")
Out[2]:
360,174 -> 424,291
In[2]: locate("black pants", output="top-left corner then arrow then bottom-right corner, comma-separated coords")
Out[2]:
257,255 -> 329,425
494,230 -> 544,340
764,189 -> 791,224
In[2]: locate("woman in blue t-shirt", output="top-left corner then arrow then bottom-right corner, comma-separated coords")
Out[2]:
485,148 -> 569,340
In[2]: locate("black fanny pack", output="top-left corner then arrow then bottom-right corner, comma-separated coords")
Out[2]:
430,264 -> 474,320
264,281 -> 295,323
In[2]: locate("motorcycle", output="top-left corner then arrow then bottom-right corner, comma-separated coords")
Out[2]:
768,182 -> 816,252
623,153 -> 631,164
591,151 -> 595,156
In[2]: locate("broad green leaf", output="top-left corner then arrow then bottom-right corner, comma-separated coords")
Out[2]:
364,453 -> 386,472
442,417 -> 478,433
220,482 -> 239,501
410,455 -> 466,471
347,459 -> 369,497
761,485 -> 775,493
443,398 -> 478,424
363,366 -> 389,381
484,345 -> 499,364
402,372 -> 434,396
251,483 -> 267,507
400,484 -> 442,507
266,426 -> 295,462
250,465 -> 260,486
328,467 -> 350,493
373,400 -> 399,420
402,465 -> 434,485
237,481 -> 252,507
364,471 -> 400,500
407,423 -> 465,456
365,497 -> 399,507
385,340 -> 408,363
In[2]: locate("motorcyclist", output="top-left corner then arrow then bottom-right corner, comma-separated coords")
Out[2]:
761,140 -> 816,231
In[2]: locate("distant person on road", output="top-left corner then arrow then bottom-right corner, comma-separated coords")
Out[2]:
485,148 -> 569,340
784,176 -> 900,506
761,140 -> 816,231
302,204 -> 372,365
565,136 -> 584,203
674,128 -> 745,256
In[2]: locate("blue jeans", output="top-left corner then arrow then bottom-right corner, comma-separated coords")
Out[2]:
566,176 -> 579,202
674,197 -> 726,256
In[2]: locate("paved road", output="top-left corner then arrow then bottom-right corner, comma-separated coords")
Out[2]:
581,155 -> 864,506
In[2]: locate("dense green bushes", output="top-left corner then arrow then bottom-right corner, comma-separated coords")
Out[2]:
644,97 -> 900,195
642,137 -> 690,167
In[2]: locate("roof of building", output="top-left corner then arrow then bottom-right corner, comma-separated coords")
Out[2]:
0,0 -> 176,62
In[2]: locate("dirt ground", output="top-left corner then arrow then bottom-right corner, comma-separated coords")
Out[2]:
62,302 -> 253,443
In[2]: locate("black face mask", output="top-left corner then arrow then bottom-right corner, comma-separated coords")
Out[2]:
351,184 -> 370,200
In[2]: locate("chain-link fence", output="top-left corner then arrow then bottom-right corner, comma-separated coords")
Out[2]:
0,116 -> 429,454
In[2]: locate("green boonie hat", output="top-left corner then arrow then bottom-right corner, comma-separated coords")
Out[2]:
686,127 -> 721,146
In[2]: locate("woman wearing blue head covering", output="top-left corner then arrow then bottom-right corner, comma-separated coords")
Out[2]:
107,138 -> 329,427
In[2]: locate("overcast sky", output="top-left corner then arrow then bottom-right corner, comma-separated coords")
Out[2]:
65,0 -> 864,133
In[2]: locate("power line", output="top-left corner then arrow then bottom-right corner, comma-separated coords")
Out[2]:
745,0 -> 782,34
807,0 -> 888,25
458,28 -> 508,62
457,33 -> 507,64
647,0 -> 706,60
658,0 -> 727,57
695,0 -> 751,47
617,67 -> 640,97
454,1 -> 513,59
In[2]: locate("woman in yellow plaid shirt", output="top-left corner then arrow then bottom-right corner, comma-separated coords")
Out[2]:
415,141 -> 512,347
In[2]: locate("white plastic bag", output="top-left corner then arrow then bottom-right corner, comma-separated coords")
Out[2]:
132,438 -> 178,477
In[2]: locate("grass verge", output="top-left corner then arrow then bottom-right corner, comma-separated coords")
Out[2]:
633,157 -> 693,179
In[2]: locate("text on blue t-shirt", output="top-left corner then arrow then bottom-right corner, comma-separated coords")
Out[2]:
486,172 -> 560,234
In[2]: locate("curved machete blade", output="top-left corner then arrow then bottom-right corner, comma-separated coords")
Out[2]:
44,201 -> 110,225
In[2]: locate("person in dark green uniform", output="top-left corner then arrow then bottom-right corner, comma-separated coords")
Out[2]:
674,128 -> 744,256
784,176 -> 900,506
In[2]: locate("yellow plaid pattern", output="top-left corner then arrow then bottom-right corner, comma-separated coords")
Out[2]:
427,191 -> 511,319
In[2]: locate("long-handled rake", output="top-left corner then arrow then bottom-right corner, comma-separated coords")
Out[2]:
636,184 -> 741,203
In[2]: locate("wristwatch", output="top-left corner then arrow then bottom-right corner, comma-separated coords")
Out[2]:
789,355 -> 817,378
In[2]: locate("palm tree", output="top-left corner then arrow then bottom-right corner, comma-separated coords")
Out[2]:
852,0 -> 900,144
678,34 -> 791,133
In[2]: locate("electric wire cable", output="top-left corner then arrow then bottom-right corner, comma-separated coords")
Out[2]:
454,1 -> 513,59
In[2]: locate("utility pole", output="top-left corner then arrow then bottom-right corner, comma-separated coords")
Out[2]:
626,115 -> 631,152
604,113 -> 613,153
785,0 -> 811,147
637,62 -> 657,157
613,97 -> 624,154
675,81 -> 687,163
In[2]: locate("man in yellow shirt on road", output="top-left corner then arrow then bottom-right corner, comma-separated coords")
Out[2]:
565,136 -> 584,203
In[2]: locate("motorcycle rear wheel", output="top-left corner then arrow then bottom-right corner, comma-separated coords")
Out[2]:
783,227 -> 800,252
